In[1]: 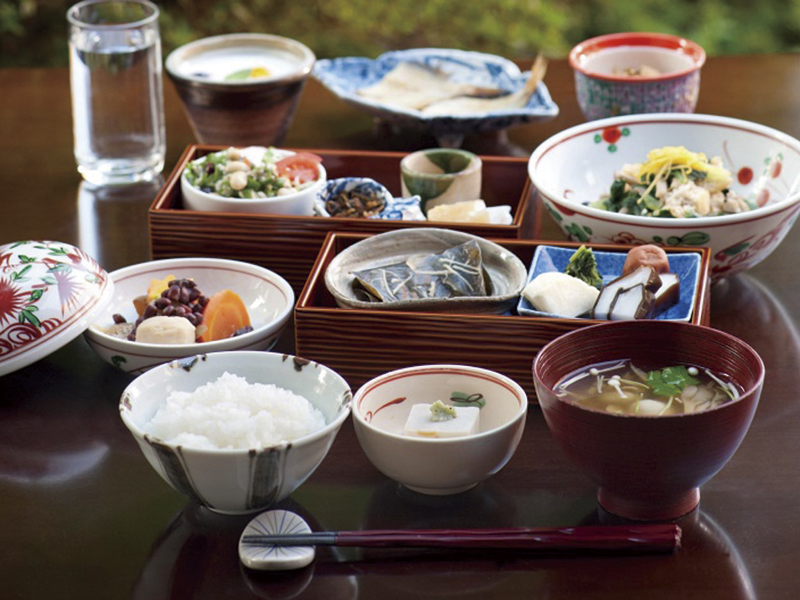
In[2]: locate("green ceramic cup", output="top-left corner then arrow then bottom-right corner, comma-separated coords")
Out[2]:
400,148 -> 482,214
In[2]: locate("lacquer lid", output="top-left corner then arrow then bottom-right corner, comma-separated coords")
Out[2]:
0,240 -> 113,376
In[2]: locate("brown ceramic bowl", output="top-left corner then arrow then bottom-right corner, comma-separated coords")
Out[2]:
165,33 -> 315,146
532,320 -> 763,521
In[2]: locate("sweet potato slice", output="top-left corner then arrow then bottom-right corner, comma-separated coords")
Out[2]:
198,290 -> 251,343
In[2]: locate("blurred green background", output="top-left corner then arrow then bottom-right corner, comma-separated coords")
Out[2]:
3,0 -> 800,67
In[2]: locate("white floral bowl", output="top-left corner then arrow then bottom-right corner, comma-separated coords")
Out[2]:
180,148 -> 326,215
84,257 -> 294,373
120,351 -> 352,514
352,364 -> 528,495
528,114 -> 800,279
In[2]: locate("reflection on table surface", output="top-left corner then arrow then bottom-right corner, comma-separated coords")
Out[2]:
3,55 -> 800,598
128,491 -> 755,600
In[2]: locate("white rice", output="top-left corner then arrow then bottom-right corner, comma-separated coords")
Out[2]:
147,372 -> 326,450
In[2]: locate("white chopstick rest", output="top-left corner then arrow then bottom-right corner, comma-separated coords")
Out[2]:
239,510 -> 315,571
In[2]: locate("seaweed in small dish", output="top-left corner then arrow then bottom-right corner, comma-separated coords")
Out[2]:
313,177 -> 424,220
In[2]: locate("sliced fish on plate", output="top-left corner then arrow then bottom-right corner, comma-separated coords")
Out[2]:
422,55 -> 548,116
356,61 -> 504,110
357,55 -> 548,115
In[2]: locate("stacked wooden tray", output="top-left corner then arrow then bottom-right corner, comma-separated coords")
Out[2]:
295,233 -> 712,402
149,146 -> 536,292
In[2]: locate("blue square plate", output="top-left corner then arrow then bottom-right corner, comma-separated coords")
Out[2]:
516,245 -> 701,321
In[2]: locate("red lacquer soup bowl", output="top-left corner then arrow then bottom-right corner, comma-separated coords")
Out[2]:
532,320 -> 763,521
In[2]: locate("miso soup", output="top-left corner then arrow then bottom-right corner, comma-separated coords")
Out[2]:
555,359 -> 740,416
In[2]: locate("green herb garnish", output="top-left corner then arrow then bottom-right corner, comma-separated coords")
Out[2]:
564,245 -> 602,289
646,366 -> 700,398
224,68 -> 255,81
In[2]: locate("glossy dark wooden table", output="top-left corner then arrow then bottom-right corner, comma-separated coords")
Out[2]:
3,55 -> 800,599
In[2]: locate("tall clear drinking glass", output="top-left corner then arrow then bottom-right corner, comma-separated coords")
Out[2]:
68,0 -> 165,185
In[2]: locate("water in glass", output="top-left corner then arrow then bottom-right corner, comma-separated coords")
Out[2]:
69,0 -> 165,185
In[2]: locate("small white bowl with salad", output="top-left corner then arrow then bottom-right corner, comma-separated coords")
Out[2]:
181,146 -> 327,215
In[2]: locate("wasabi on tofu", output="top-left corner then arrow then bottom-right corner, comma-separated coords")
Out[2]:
430,400 -> 457,422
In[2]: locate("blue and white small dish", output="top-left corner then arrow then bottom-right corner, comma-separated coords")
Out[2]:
314,177 -> 425,220
517,245 -> 701,321
313,48 -> 559,147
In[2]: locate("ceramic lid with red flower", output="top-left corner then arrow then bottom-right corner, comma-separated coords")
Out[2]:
0,240 -> 113,377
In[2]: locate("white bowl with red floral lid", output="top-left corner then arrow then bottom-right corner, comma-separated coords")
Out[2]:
0,240 -> 113,377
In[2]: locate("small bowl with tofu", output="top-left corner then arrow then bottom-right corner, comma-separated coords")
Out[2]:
84,257 -> 294,374
352,364 -> 528,495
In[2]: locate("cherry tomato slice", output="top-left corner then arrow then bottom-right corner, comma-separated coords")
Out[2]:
275,152 -> 323,184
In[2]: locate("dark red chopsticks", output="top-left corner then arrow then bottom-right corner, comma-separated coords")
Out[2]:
242,523 -> 681,555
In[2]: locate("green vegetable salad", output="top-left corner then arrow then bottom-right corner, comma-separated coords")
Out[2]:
183,146 -> 322,200
591,146 -> 753,218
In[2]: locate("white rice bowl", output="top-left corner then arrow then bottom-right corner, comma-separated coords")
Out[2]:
120,351 -> 352,513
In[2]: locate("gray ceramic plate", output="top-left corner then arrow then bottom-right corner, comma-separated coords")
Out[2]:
324,228 -> 527,313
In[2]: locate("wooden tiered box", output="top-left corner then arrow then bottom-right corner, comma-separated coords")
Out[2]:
295,233 -> 712,402
149,146 -> 536,292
